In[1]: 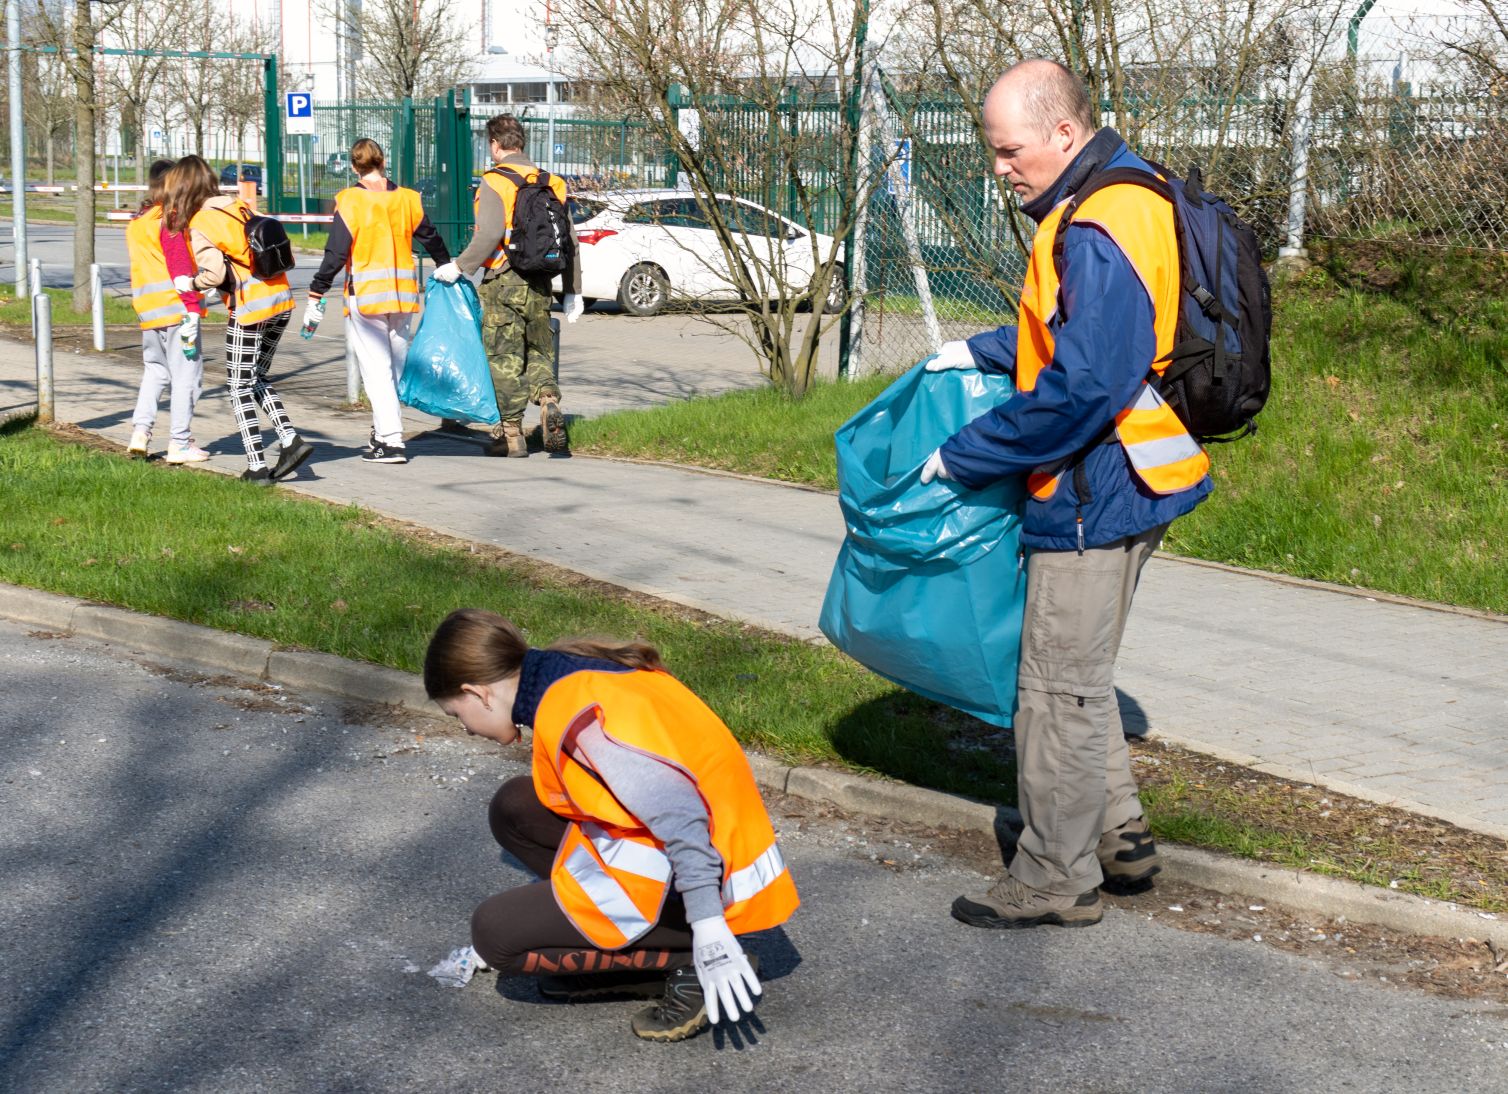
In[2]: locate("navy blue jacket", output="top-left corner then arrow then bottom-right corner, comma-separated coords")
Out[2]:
938,130 -> 1212,551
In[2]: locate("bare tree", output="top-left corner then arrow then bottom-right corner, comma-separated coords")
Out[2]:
23,26 -> 74,186
557,0 -> 879,395
324,0 -> 475,101
100,0 -> 172,184
214,17 -> 277,173
34,0 -> 125,312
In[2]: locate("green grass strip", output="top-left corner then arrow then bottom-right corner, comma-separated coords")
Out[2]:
0,419 -> 1013,802
0,285 -> 138,327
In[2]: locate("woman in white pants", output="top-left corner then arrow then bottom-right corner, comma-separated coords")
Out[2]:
304,138 -> 452,463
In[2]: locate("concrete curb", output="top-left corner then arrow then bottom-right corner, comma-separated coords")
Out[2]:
3,579 -> 1505,949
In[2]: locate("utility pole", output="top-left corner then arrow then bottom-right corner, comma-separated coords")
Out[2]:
7,0 -> 27,300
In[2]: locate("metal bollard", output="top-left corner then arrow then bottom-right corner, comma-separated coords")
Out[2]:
34,292 -> 52,423
89,263 -> 105,351
28,256 -> 39,337
345,312 -> 361,405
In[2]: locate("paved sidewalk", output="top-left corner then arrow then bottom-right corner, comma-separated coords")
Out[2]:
4,336 -> 1507,839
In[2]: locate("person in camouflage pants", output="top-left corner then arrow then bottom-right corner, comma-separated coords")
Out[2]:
438,113 -> 583,457
480,268 -> 558,427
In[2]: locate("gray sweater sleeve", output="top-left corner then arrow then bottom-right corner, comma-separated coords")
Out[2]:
570,724 -> 726,924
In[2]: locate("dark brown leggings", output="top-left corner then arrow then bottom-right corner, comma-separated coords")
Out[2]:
470,776 -> 696,977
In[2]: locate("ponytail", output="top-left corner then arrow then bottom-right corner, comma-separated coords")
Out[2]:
547,636 -> 664,671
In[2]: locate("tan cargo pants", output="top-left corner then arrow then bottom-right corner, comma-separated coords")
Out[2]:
1008,524 -> 1168,896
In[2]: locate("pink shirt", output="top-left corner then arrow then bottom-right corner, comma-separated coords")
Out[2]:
159,225 -> 205,316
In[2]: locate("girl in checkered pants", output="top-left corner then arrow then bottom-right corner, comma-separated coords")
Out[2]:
162,156 -> 313,483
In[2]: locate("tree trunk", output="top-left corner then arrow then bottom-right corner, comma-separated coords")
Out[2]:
46,136 -> 54,187
71,0 -> 95,314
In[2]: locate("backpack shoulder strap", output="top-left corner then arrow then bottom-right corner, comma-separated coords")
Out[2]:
1050,168 -> 1174,274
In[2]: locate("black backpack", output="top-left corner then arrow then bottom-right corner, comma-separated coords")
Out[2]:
1053,163 -> 1271,442
218,205 -> 295,281
493,165 -> 574,277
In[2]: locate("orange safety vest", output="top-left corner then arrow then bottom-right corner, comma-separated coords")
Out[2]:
474,166 -> 569,271
334,185 -> 424,315
1017,182 -> 1209,499
126,205 -> 186,331
189,200 -> 294,326
531,669 -> 799,951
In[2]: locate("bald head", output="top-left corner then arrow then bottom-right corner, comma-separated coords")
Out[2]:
982,59 -> 1098,204
989,59 -> 1097,141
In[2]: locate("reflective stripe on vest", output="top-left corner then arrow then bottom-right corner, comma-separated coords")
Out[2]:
722,841 -> 786,906
234,276 -> 295,326
553,820 -> 672,949
126,209 -> 187,331
1017,180 -> 1208,499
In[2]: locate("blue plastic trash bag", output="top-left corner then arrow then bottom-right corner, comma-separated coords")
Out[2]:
398,277 -> 500,425
819,359 -> 1027,727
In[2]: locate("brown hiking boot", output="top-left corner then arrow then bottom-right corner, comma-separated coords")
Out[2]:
951,874 -> 1102,930
487,420 -> 528,458
1097,815 -> 1162,894
540,395 -> 568,452
630,955 -> 761,1042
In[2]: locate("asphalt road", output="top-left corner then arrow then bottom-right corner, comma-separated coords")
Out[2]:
3,619 -> 1507,1093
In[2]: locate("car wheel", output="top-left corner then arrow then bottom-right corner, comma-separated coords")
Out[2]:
618,264 -> 669,316
821,264 -> 847,314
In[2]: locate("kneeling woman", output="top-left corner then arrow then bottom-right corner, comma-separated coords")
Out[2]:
424,609 -> 798,1042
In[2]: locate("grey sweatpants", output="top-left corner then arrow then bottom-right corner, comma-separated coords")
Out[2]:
132,325 -> 203,445
1009,524 -> 1168,896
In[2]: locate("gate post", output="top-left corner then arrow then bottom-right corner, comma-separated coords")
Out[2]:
263,54 -> 283,214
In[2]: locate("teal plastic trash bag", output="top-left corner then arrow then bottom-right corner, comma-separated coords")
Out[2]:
398,278 -> 500,425
818,360 -> 1027,727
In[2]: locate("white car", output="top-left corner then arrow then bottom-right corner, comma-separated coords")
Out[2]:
554,189 -> 846,316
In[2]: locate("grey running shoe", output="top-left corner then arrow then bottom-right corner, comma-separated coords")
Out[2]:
951,874 -> 1103,930
630,956 -> 760,1042
1097,815 -> 1162,894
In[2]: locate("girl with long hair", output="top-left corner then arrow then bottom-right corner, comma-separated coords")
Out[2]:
423,609 -> 798,1042
163,154 -> 312,484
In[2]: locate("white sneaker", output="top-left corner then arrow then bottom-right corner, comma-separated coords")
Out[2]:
164,440 -> 211,464
127,428 -> 151,458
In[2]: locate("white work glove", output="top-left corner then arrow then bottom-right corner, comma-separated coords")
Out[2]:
924,339 -> 977,371
920,448 -> 953,485
432,261 -> 462,284
562,293 -> 584,324
301,298 -> 324,331
172,275 -> 194,294
690,915 -> 760,1025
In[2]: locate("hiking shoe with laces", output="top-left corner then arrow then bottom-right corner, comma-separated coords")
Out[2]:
630,956 -> 760,1042
951,874 -> 1102,930
540,396 -> 568,452
1097,815 -> 1162,894
270,434 -> 314,481
538,968 -> 671,1002
127,428 -> 151,458
487,420 -> 528,458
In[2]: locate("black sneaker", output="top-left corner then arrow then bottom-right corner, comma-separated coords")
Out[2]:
362,430 -> 377,453
1097,816 -> 1162,894
270,434 -> 314,481
630,955 -> 760,1042
240,467 -> 272,485
361,442 -> 409,464
538,968 -> 671,1002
